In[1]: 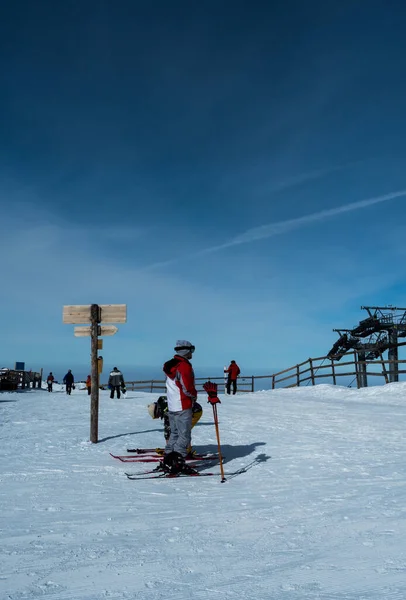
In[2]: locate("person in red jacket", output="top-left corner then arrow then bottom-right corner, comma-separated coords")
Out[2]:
46,372 -> 54,392
162,340 -> 198,474
226,360 -> 240,395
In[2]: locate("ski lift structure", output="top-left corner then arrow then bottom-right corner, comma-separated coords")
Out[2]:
327,305 -> 406,387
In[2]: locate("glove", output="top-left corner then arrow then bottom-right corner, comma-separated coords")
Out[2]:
203,381 -> 217,397
203,381 -> 221,405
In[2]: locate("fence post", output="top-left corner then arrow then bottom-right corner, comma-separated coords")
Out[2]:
309,358 -> 315,385
296,364 -> 300,386
272,374 -> 275,390
251,375 -> 254,392
330,358 -> 336,386
354,350 -> 361,389
150,380 -> 154,393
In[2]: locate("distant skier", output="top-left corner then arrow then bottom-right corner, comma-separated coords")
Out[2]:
47,372 -> 54,392
108,367 -> 125,399
86,375 -> 91,396
63,370 -> 74,395
225,360 -> 240,395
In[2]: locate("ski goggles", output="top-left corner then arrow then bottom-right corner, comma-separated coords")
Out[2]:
174,345 -> 195,353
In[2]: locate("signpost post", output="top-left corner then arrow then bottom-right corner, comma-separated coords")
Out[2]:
63,303 -> 127,443
90,304 -> 99,444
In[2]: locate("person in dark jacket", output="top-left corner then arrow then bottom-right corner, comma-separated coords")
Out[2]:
108,367 -> 125,399
225,360 -> 241,395
47,372 -> 54,392
63,370 -> 74,395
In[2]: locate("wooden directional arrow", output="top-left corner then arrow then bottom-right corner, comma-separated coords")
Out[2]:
73,326 -> 91,337
99,326 -> 118,336
74,326 -> 118,337
63,305 -> 91,324
63,304 -> 127,324
99,304 -> 127,324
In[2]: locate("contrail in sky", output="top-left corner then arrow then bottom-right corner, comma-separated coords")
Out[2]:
212,189 -> 406,249
144,189 -> 406,270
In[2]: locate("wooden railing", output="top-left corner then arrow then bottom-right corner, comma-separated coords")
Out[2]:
264,352 -> 406,389
114,348 -> 406,394
123,376 -> 255,394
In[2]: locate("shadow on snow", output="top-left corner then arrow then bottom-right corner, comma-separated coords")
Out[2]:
98,428 -> 163,443
194,442 -> 269,465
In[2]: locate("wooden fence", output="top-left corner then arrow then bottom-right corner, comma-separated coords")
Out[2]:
119,348 -> 406,393
0,369 -> 43,391
124,376 -> 255,394
260,351 -> 406,389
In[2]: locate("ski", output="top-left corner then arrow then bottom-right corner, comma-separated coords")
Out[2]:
126,447 -> 219,458
125,467 -> 171,477
127,447 -> 164,454
123,453 -> 220,460
110,453 -> 220,463
125,468 -> 247,480
126,471 -> 216,480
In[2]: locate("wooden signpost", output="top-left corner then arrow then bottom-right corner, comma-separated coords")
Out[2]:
63,303 -> 127,443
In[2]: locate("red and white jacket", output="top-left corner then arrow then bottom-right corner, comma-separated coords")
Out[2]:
163,355 -> 197,411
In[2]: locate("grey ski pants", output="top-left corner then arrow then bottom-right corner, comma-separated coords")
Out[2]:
164,408 -> 193,457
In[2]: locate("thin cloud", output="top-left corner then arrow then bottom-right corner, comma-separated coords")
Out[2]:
259,161 -> 360,195
144,189 -> 406,269
223,189 -> 406,246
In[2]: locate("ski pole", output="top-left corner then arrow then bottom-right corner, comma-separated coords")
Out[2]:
211,403 -> 226,483
203,381 -> 226,483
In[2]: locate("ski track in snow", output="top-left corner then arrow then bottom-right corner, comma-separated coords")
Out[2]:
1,383 -> 406,599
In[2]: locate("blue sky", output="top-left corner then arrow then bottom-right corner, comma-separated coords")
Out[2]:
1,0 -> 406,380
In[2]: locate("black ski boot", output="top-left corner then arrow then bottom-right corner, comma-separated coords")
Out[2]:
162,451 -> 185,474
162,451 -> 198,476
180,463 -> 199,476
153,462 -> 166,472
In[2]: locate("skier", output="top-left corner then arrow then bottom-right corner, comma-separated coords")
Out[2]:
108,367 -> 125,399
63,370 -> 74,395
46,372 -> 54,392
147,395 -> 203,455
225,360 -> 240,395
161,340 -> 198,474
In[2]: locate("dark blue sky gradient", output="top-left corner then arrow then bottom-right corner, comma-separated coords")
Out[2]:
1,1 -> 406,226
1,1 -> 406,372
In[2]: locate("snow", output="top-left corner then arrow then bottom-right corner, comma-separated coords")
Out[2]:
1,382 -> 406,599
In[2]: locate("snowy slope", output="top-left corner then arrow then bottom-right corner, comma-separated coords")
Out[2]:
1,383 -> 406,599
